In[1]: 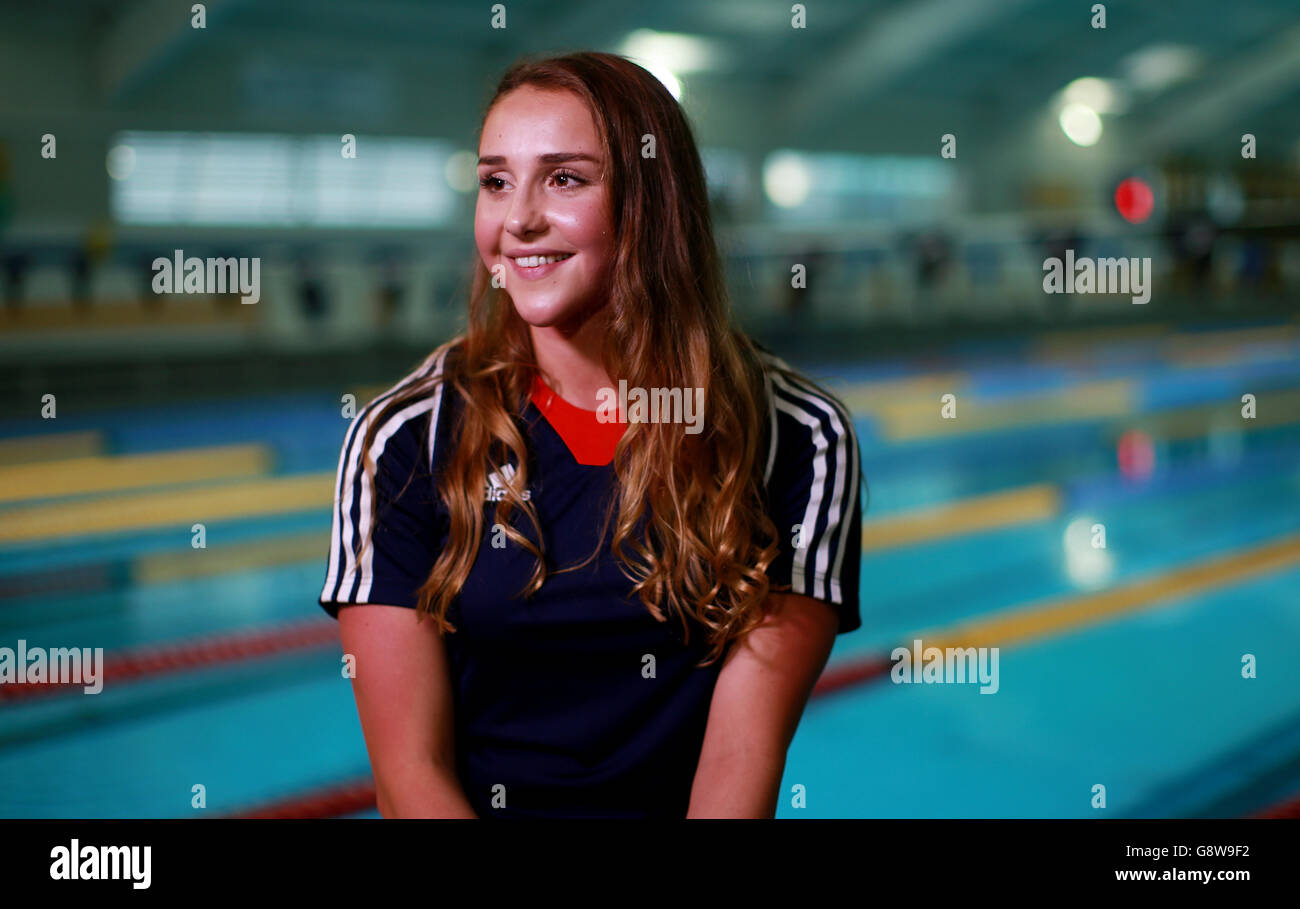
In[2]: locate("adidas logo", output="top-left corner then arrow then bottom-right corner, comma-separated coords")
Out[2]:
485,464 -> 531,502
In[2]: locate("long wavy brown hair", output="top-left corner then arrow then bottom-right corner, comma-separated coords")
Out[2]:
355,51 -> 798,665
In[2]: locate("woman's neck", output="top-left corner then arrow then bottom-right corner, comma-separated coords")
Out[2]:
529,307 -> 612,410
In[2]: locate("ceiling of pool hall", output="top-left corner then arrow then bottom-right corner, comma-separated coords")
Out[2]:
5,0 -> 1298,161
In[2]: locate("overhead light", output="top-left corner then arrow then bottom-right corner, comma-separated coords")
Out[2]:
106,144 -> 136,181
762,151 -> 812,208
618,29 -> 724,72
642,62 -> 682,100
1121,44 -> 1201,93
1062,76 -> 1126,114
444,150 -> 479,193
1059,103 -> 1103,146
619,29 -> 728,101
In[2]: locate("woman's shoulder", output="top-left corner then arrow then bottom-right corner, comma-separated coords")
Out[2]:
750,343 -> 856,432
343,340 -> 464,474
748,342 -> 864,613
748,343 -> 859,488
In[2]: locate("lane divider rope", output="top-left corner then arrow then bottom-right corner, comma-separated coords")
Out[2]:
0,618 -> 337,703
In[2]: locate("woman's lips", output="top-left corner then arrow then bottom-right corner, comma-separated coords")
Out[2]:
508,253 -> 574,281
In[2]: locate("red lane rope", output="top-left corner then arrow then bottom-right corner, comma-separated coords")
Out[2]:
11,621 -> 1290,820
216,650 -> 1300,820
812,654 -> 895,696
1253,791 -> 1300,819
239,776 -> 1300,820
0,618 -> 338,702
228,652 -> 900,819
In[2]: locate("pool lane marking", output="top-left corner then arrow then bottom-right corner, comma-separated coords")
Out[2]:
817,531 -> 1300,696
1030,323 -> 1171,359
836,373 -> 972,416
0,443 -> 272,504
0,531 -> 329,601
242,532 -> 1300,819
2,476 -> 1055,597
861,483 -> 1060,552
0,618 -> 338,703
872,379 -> 1137,441
1135,388 -> 1300,440
7,374 -> 1291,545
11,527 -> 1294,705
130,532 -> 326,583
919,532 -> 1300,652
0,430 -> 104,466
0,473 -> 1051,568
1161,323 -> 1300,364
1029,322 -> 1297,367
10,533 -> 1299,816
0,471 -> 331,543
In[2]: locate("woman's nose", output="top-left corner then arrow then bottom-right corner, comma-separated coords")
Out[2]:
507,184 -> 546,237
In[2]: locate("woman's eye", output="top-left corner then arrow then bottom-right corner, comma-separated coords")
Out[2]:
480,172 -> 583,191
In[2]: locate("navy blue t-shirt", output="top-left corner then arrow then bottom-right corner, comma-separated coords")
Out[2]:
319,344 -> 863,818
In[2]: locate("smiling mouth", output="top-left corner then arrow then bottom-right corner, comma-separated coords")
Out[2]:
512,253 -> 574,268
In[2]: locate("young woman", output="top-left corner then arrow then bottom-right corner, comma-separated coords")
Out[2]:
318,51 -> 864,819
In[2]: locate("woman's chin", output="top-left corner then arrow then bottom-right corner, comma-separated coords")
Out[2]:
511,297 -> 599,331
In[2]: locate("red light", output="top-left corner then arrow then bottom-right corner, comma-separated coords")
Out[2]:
1117,429 -> 1155,480
1115,177 -> 1154,224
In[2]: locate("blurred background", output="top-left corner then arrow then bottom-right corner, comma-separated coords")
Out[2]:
1,0 -> 1298,818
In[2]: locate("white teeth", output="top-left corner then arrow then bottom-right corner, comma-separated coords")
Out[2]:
515,253 -> 573,268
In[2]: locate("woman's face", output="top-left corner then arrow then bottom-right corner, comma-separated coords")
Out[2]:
475,86 -> 615,330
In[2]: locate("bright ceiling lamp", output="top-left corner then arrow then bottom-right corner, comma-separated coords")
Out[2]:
444,150 -> 479,193
762,151 -> 812,208
643,62 -> 682,100
1121,44 -> 1201,93
106,143 -> 136,181
1062,76 -> 1125,114
1059,103 -> 1103,146
617,29 -> 725,101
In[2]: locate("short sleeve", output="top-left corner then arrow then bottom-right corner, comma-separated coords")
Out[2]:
318,378 -> 448,619
760,362 -> 863,635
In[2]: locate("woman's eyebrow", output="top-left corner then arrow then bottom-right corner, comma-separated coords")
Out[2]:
477,152 -> 601,166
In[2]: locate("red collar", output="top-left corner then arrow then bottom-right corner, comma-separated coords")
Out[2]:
530,375 -> 626,466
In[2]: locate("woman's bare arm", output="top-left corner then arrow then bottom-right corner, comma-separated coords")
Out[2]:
338,604 -> 478,818
686,591 -> 839,818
